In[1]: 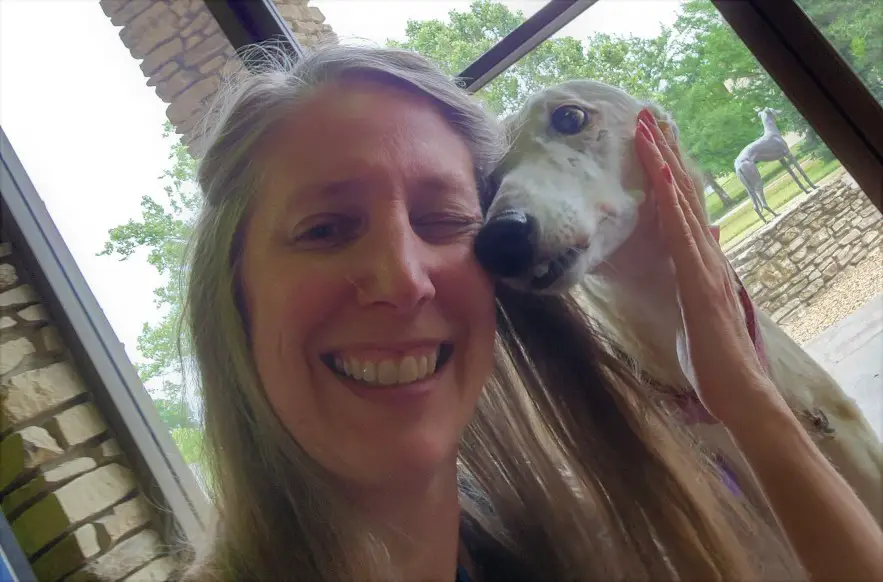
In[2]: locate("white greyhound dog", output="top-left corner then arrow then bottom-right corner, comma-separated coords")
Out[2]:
472,80 -> 883,531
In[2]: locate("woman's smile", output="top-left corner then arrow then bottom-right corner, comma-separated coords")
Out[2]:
323,342 -> 454,387
319,342 -> 457,404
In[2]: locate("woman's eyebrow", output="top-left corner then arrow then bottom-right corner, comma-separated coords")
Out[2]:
281,179 -> 364,214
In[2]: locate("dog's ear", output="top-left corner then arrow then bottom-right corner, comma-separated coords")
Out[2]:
640,101 -> 681,144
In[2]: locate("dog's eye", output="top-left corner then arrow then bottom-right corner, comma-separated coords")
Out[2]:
550,105 -> 589,135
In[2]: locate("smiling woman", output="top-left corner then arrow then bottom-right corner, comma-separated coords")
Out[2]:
239,78 -> 497,488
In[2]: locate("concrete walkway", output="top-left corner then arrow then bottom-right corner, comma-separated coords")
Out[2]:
804,293 -> 883,441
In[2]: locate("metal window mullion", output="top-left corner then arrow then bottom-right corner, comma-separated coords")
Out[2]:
458,0 -> 600,93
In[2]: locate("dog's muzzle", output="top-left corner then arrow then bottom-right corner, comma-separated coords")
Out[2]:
474,209 -> 585,291
474,209 -> 536,278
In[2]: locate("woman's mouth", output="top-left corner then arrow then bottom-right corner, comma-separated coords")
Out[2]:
320,343 -> 454,387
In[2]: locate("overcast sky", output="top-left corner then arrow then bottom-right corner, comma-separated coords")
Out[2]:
0,0 -> 679,370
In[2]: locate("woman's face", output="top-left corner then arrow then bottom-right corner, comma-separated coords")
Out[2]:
241,80 -> 497,489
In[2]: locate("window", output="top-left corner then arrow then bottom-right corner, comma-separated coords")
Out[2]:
463,0 -> 881,436
0,0 -> 543,498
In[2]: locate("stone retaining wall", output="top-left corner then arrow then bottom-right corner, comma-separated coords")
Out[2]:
727,175 -> 882,324
0,239 -> 175,581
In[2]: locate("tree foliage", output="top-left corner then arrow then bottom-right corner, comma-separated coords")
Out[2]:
98,120 -> 199,429
101,0 -> 879,435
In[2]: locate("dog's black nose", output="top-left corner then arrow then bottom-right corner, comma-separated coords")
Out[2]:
474,209 -> 535,278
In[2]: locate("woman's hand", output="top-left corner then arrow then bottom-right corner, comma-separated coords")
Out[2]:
634,109 -> 883,582
632,108 -> 788,427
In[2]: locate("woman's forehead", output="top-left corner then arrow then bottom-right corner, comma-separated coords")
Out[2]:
251,80 -> 476,211
259,81 -> 470,175
267,80 -> 435,142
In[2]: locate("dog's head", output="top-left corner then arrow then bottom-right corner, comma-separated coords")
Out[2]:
474,80 -> 689,294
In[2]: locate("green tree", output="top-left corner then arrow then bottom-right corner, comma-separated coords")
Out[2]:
98,120 -> 199,430
390,1 -> 594,116
798,0 -> 882,103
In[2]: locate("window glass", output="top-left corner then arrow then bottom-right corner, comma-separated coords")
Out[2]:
794,0 -> 882,106
460,0 -> 880,435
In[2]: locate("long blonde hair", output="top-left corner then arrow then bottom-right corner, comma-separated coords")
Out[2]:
179,43 -> 799,581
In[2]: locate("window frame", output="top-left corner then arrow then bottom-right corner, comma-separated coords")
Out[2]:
0,0 -> 879,544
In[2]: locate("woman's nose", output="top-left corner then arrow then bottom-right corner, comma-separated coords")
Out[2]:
350,218 -> 435,311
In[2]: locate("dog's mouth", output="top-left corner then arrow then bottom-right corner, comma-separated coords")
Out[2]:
529,246 -> 585,290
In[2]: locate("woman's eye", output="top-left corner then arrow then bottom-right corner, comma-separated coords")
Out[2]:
288,215 -> 360,249
413,214 -> 481,243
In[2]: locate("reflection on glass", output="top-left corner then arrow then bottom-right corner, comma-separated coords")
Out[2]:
794,0 -> 882,106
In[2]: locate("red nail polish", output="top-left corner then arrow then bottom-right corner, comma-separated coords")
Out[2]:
662,164 -> 674,184
640,108 -> 657,127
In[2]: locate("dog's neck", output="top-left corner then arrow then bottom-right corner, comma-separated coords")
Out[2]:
761,113 -> 779,136
589,208 -> 688,385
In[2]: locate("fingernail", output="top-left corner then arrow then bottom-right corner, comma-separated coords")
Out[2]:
639,108 -> 658,128
662,163 -> 674,184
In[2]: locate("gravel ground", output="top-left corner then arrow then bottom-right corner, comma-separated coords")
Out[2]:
781,245 -> 883,345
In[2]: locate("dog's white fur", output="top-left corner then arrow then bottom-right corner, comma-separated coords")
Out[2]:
490,79 -> 883,528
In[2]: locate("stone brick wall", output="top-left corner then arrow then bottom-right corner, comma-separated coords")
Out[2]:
727,175 -> 882,323
0,240 -> 176,581
275,0 -> 337,48
100,0 -> 336,158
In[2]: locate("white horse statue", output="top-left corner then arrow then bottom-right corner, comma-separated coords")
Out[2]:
734,107 -> 817,223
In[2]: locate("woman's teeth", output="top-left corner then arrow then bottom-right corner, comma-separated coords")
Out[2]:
333,349 -> 440,386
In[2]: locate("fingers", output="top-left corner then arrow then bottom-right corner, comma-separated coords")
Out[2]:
637,111 -> 719,260
637,110 -> 710,236
637,109 -> 693,197
635,123 -> 703,271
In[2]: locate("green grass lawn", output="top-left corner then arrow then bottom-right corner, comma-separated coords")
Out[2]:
717,156 -> 842,250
